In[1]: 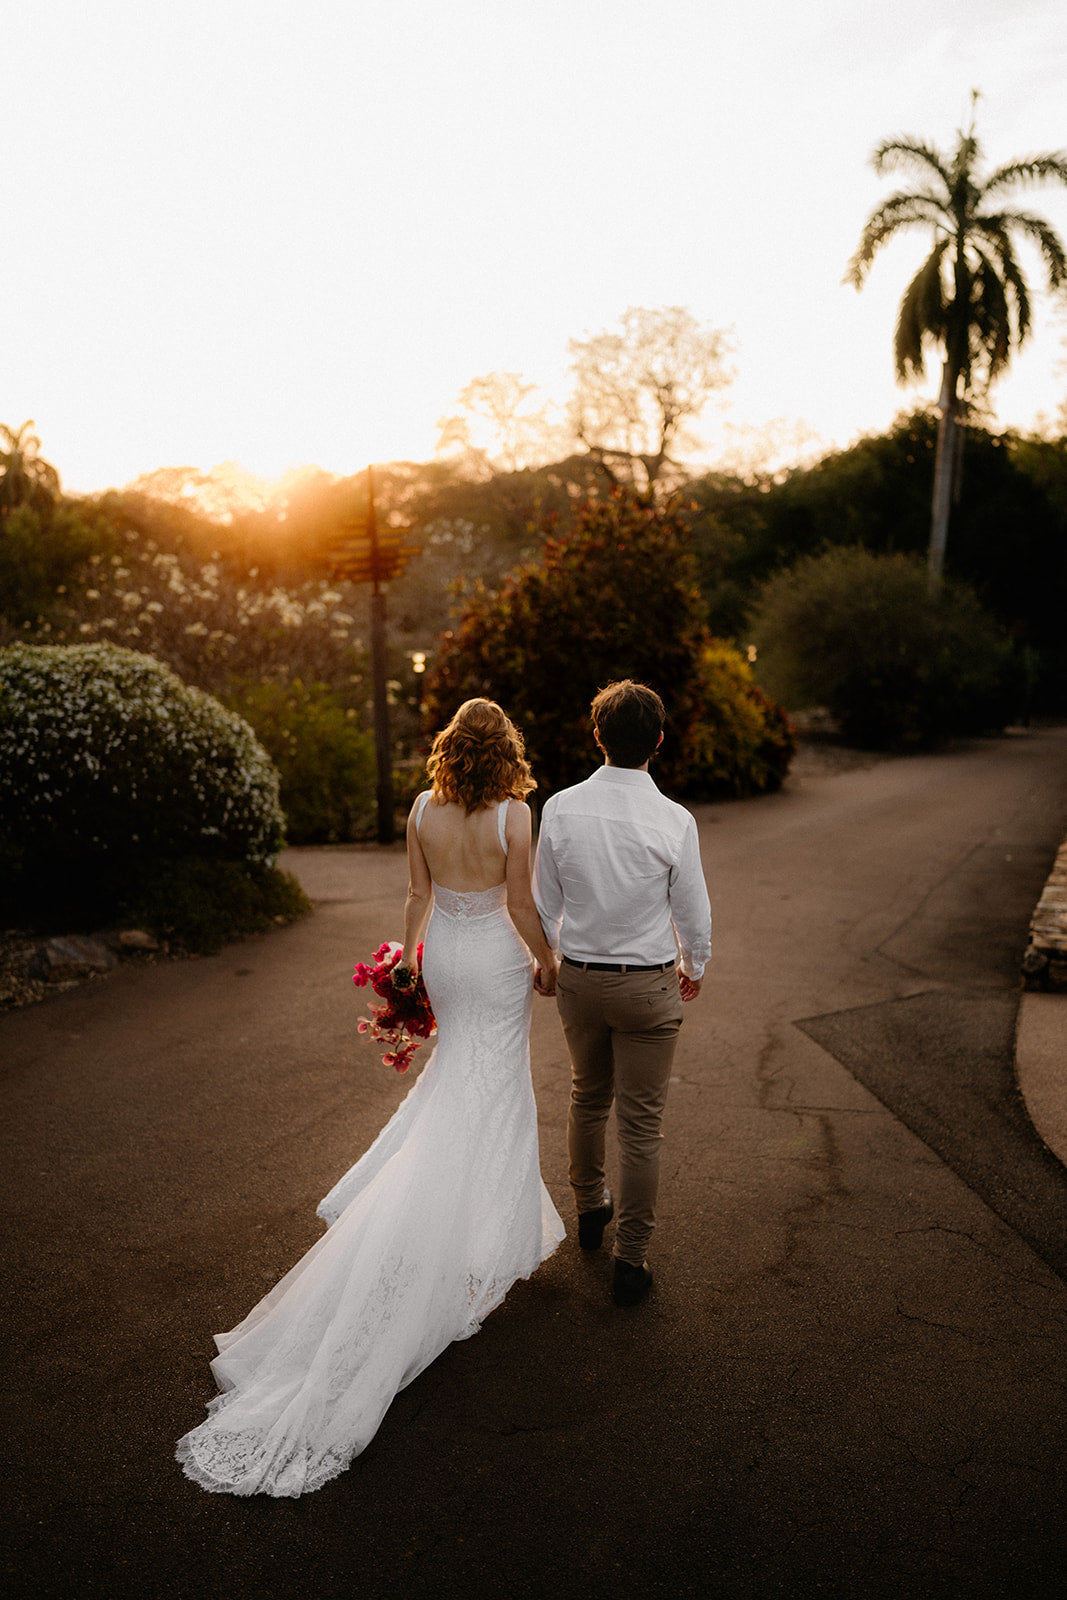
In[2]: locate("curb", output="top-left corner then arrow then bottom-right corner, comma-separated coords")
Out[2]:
1016,833 -> 1066,1168
1016,989 -> 1067,1166
1021,837 -> 1067,991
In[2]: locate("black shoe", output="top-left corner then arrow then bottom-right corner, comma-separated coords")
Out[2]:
612,1258 -> 653,1307
577,1190 -> 614,1251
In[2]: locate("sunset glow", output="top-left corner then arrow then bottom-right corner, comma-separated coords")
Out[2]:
5,1 -> 1066,496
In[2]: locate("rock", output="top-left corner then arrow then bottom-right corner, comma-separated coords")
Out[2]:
97,928 -> 163,955
115,929 -> 161,951
25,936 -> 118,984
1022,945 -> 1049,978
1022,837 -> 1067,990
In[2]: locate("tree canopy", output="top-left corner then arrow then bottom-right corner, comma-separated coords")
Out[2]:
423,489 -> 794,799
0,421 -> 61,516
568,306 -> 734,490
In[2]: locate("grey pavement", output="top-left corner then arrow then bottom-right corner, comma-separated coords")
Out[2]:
2,726 -> 1067,1600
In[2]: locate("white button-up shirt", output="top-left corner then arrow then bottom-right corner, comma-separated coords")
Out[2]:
533,765 -> 712,979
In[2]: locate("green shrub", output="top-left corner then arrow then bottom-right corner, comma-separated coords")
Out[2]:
0,643 -> 287,930
685,641 -> 797,797
750,547 -> 1016,747
114,856 -> 310,955
221,678 -> 377,843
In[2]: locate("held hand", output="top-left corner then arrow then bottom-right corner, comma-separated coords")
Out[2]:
534,961 -> 558,997
679,973 -> 702,1002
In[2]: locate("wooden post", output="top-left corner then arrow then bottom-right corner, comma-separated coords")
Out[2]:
367,467 -> 395,844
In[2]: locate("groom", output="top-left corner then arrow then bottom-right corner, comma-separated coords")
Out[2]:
533,680 -> 712,1306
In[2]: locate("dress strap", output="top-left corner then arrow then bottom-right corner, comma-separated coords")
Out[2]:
497,798 -> 510,856
415,791 -> 432,838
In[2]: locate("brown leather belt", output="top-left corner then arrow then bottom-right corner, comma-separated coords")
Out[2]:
562,956 -> 675,974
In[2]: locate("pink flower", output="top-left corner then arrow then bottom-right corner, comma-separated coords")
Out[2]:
352,940 -> 435,1072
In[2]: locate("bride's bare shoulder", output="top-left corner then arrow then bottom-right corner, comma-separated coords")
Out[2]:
503,797 -> 532,832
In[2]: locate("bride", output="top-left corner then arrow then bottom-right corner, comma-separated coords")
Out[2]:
177,698 -> 564,1496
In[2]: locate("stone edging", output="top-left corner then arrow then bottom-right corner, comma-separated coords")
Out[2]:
0,929 -> 164,1011
1022,837 -> 1067,991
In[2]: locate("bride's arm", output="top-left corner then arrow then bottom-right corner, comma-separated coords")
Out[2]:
504,801 -> 558,989
400,795 -> 433,970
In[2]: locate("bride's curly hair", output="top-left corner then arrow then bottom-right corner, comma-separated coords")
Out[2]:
426,699 -> 536,815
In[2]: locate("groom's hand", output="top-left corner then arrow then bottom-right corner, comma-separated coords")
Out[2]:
679,973 -> 702,1002
534,964 -> 557,996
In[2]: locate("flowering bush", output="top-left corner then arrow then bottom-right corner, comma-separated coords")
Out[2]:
6,527 -> 370,699
353,941 -> 436,1072
0,641 -> 285,873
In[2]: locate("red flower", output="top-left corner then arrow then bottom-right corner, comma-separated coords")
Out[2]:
352,941 -> 435,1072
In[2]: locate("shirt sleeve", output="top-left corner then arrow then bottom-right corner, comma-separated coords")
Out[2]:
532,808 -> 564,954
668,814 -> 712,979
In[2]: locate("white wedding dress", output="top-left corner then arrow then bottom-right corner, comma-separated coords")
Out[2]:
177,797 -> 564,1497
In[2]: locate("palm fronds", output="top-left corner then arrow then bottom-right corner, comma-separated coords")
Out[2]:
848,121 -> 1067,399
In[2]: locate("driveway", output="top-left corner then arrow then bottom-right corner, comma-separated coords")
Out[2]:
2,727 -> 1066,1599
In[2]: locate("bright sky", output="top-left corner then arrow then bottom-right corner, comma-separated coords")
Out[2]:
5,0 -> 1067,494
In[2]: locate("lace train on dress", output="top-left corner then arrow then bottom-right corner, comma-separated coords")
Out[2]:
176,880 -> 564,1497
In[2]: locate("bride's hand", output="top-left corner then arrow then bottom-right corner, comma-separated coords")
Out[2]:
534,960 -> 558,996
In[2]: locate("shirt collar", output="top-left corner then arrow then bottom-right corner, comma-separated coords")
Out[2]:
590,764 -> 658,789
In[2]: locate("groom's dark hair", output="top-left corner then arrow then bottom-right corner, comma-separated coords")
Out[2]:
591,680 -> 665,768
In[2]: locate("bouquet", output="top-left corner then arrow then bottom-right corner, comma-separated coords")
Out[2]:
352,941 -> 436,1073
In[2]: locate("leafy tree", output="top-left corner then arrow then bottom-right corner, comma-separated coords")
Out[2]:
0,423 -> 115,628
846,105 -> 1067,582
0,501 -> 116,628
0,421 -> 61,516
568,307 -> 734,489
423,489 -> 792,799
380,455 -> 600,644
686,413 -> 1067,704
435,372 -> 566,473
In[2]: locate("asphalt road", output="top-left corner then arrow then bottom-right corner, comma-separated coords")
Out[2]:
2,727 -> 1066,1600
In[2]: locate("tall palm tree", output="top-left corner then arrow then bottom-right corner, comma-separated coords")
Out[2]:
0,420 -> 61,516
846,107 -> 1067,585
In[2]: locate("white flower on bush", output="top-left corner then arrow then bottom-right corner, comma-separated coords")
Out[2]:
0,642 -> 285,864
36,535 -> 370,705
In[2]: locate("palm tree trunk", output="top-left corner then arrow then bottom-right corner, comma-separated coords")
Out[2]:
928,364 -> 957,591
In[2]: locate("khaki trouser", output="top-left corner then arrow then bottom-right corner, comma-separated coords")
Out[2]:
556,961 -> 684,1267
